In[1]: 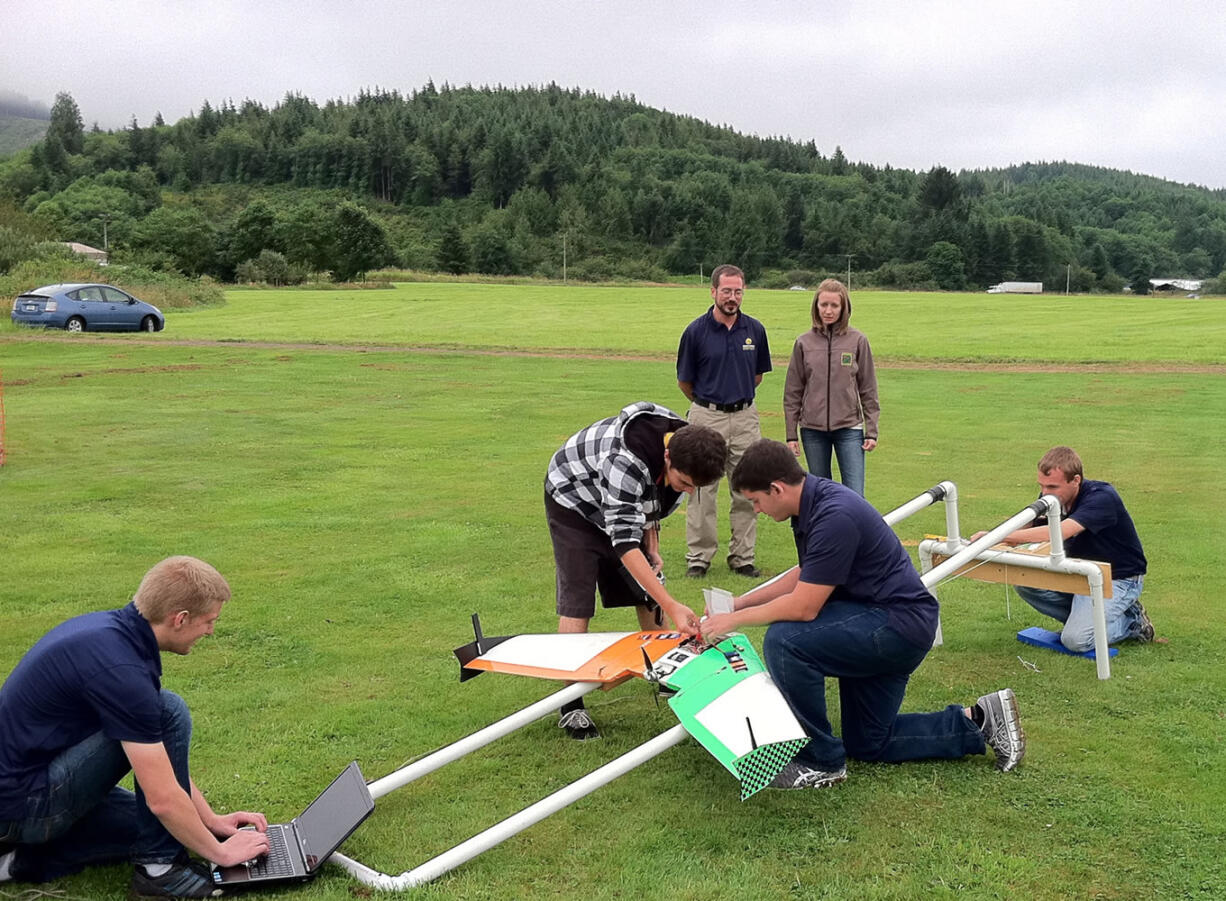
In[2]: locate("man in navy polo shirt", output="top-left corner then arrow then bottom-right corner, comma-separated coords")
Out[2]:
677,264 -> 772,580
980,445 -> 1155,652
0,557 -> 270,898
700,440 -> 1026,788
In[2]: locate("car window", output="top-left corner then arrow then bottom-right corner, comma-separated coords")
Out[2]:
76,286 -> 105,302
101,287 -> 130,303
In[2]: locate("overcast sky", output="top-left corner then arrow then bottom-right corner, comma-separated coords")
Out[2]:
5,0 -> 1225,188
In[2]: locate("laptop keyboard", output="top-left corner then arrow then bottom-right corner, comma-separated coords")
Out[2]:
248,826 -> 295,877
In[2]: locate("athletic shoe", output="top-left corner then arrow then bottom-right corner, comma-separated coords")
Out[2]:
977,688 -> 1025,772
558,708 -> 601,741
731,563 -> 762,578
767,760 -> 847,790
686,565 -> 709,579
131,861 -> 223,898
1133,602 -> 1156,642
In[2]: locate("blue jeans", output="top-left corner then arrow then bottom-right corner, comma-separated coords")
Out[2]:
800,427 -> 866,496
0,690 -> 193,881
764,601 -> 985,770
1015,576 -> 1146,652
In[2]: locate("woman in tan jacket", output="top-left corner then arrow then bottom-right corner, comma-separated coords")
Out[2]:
783,279 -> 879,497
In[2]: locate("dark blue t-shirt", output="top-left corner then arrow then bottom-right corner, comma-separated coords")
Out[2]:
0,603 -> 164,819
676,307 -> 771,405
791,475 -> 938,648
1048,479 -> 1147,579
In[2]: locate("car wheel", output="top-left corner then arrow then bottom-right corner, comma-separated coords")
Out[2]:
141,316 -> 157,332
66,317 -> 86,333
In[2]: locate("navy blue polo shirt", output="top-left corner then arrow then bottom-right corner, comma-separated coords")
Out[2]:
676,307 -> 771,405
0,603 -> 164,819
1053,479 -> 1147,579
791,475 -> 938,648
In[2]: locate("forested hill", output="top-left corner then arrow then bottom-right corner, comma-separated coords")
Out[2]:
3,84 -> 1225,291
0,116 -> 49,158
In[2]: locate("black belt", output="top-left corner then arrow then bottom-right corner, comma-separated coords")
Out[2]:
694,397 -> 751,413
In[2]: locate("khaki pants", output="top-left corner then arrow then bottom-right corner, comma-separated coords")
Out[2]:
684,402 -> 760,569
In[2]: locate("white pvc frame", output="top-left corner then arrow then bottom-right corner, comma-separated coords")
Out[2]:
329,681 -> 692,890
330,485 -> 1095,890
917,493 -> 1114,680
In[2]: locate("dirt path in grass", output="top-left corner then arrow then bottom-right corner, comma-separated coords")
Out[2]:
4,334 -> 1223,374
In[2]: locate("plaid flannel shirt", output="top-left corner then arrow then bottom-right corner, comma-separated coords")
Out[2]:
545,402 -> 685,549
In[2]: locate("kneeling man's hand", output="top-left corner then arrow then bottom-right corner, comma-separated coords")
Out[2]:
700,612 -> 736,644
214,826 -> 271,867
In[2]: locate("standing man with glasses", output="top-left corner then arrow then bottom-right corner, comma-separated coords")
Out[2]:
676,264 -> 772,579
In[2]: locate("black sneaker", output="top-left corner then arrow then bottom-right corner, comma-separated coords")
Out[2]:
768,760 -> 847,790
976,688 -> 1025,772
1133,602 -> 1156,642
131,861 -> 223,898
686,565 -> 709,579
558,708 -> 601,740
731,563 -> 761,578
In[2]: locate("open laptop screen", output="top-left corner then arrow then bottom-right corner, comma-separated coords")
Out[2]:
294,762 -> 375,870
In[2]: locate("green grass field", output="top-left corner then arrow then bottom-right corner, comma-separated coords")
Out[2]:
1,284 -> 1223,900
13,282 -> 1209,365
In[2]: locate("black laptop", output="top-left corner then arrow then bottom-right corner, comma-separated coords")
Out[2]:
212,761 -> 374,888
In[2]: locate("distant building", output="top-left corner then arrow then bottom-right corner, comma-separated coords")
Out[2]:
1149,278 -> 1202,292
63,242 -> 108,265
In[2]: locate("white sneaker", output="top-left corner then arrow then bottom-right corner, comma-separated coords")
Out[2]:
767,760 -> 847,789
977,688 -> 1025,772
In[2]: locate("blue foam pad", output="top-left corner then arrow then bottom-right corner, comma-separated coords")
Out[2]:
1016,627 -> 1119,659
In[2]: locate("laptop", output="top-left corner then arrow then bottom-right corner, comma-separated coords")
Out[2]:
212,761 -> 374,888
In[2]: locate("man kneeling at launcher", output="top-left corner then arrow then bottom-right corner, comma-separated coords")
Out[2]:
544,402 -> 727,740
699,439 -> 1026,787
973,445 -> 1155,653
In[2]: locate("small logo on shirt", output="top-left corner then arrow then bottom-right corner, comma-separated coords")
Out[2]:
841,352 -> 854,366
743,338 -> 755,351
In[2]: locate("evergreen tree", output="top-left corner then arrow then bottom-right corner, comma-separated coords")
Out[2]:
469,212 -> 515,275
919,166 -> 962,213
436,220 -> 469,274
1087,243 -> 1111,279
926,241 -> 967,290
48,92 -> 85,155
227,199 -> 280,267
331,201 -> 391,281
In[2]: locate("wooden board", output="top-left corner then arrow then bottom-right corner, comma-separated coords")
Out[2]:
931,541 -> 1113,598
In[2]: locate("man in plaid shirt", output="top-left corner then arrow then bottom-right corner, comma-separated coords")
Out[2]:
545,402 -> 727,739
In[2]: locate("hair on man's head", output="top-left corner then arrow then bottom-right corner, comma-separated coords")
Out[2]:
1038,446 -> 1083,481
668,425 -> 727,486
710,264 -> 745,289
134,556 -> 231,624
731,439 -> 806,494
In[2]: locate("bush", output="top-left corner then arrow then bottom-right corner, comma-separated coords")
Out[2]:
234,259 -> 261,284
783,268 -> 822,290
567,256 -> 615,282
611,257 -> 668,283
866,260 -> 938,291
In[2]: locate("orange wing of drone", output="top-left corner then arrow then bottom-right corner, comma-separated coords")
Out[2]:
455,628 -> 687,688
